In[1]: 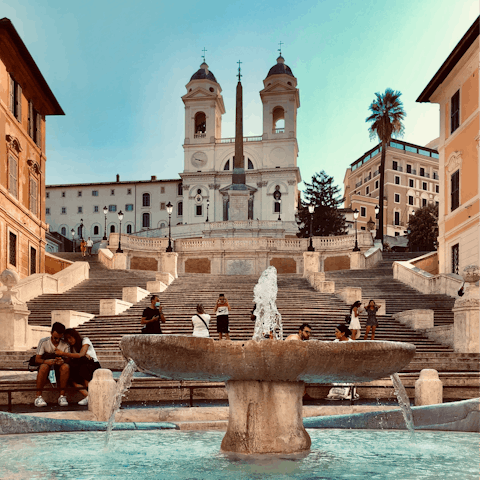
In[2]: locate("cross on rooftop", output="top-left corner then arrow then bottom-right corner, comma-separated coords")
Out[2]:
202,47 -> 207,62
278,41 -> 284,56
237,60 -> 242,81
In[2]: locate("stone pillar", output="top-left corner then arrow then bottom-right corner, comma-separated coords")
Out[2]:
159,253 -> 178,278
303,252 -> 320,277
88,369 -> 118,422
113,253 -> 129,270
415,369 -> 443,406
452,265 -> 479,353
221,380 -> 311,454
350,251 -> 365,270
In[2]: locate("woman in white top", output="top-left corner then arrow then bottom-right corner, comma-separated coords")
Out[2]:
192,304 -> 211,338
348,301 -> 363,340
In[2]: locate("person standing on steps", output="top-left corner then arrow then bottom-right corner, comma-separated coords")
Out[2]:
141,295 -> 166,334
86,237 -> 93,256
348,301 -> 363,340
214,293 -> 231,341
364,299 -> 380,340
80,238 -> 87,257
192,303 -> 211,338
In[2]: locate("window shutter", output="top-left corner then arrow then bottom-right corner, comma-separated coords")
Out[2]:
9,75 -> 14,114
17,83 -> 22,122
30,178 -> 38,216
36,113 -> 42,147
9,156 -> 18,198
28,101 -> 33,137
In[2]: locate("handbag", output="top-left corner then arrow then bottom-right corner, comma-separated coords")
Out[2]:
195,314 -> 209,331
344,314 -> 351,323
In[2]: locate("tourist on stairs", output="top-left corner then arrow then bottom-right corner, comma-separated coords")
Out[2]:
192,303 -> 211,338
285,323 -> 312,341
364,300 -> 380,340
214,293 -> 231,341
34,322 -> 70,407
348,301 -> 363,340
55,328 -> 101,406
141,295 -> 166,334
80,239 -> 87,257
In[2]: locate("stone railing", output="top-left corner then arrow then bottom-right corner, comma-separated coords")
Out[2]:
364,246 -> 383,268
216,135 -> 263,144
313,231 -> 373,251
207,220 -> 282,230
109,233 -> 168,251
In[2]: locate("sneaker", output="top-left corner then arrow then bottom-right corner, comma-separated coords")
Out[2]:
34,396 -> 47,407
78,396 -> 88,406
58,395 -> 68,407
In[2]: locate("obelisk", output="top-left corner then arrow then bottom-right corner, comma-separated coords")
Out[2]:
228,60 -> 249,221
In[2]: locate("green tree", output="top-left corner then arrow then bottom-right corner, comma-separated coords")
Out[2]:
297,171 -> 346,237
366,88 -> 406,245
407,204 -> 438,252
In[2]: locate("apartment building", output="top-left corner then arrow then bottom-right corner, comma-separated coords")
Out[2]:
343,139 -> 440,237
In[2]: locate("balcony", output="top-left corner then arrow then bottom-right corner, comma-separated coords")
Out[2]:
194,133 -> 206,139
274,128 -> 285,134
425,173 -> 430,178
216,135 -> 263,144
373,170 -> 379,177
433,172 -> 439,180
355,180 -> 363,188
364,174 -> 371,182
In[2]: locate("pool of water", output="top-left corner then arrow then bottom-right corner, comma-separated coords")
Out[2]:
0,429 -> 478,479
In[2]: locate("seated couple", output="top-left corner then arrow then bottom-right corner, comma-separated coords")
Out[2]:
34,322 -> 100,408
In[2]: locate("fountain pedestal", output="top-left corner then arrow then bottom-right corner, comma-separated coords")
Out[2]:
222,380 -> 310,454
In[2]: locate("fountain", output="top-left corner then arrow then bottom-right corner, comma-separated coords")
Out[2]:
120,267 -> 417,454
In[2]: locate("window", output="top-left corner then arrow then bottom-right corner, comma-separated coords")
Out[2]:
451,90 -> 460,133
406,164 -> 412,174
125,204 -> 134,211
9,232 -> 17,266
160,202 -> 166,210
90,226 -> 97,236
394,211 -> 400,226
142,193 -> 150,207
409,179 -> 414,188
127,188 -> 132,195
435,185 -> 439,193
395,176 -> 400,185
394,194 -> 400,203
365,186 -> 369,195
395,232 -> 400,237
9,75 -> 22,121
422,182 -> 428,191
433,171 -> 439,180
196,205 -> 203,216
78,191 -> 82,197
224,160 -> 230,171
422,198 -> 427,207
451,170 -> 460,211
142,212 -> 150,228
77,225 -> 82,237
248,159 -> 254,170
274,202 -> 281,213
78,206 -> 83,214
30,247 -> 36,274
62,191 -> 65,197
420,167 -> 425,177
109,205 -> 117,212
61,227 -> 66,236
61,207 -> 67,214
360,206 -> 366,217
392,161 -> 398,171
126,224 -> 133,234
375,180 -> 379,190
92,190 -> 98,196
28,102 -> 41,145
110,225 -> 115,233
46,192 -> 50,199
178,184 -> 183,196
46,207 -> 50,215
94,206 -> 99,213
360,226 -> 366,230
28,177 -> 38,216
194,111 -> 206,135
160,187 -> 165,194
110,189 -> 115,196
177,201 -> 183,216
408,196 -> 414,205
451,244 -> 459,274
8,155 -> 18,198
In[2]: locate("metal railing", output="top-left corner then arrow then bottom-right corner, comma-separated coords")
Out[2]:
274,128 -> 285,134
194,133 -> 206,139
216,136 -> 263,144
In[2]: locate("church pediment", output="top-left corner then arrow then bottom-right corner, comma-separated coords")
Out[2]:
260,81 -> 296,94
219,183 -> 258,194
182,87 -> 217,100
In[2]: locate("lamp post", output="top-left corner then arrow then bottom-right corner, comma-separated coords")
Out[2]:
374,204 -> 380,239
166,201 -> 173,252
353,208 -> 360,252
206,199 -> 210,222
103,206 -> 108,240
307,204 -> 315,251
71,229 -> 75,252
116,210 -> 124,253
80,218 -> 84,241
277,199 -> 282,221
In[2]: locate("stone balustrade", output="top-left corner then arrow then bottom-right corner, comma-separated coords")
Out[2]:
109,234 -> 168,252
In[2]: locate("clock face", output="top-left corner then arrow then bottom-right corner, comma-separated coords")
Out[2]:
191,151 -> 208,168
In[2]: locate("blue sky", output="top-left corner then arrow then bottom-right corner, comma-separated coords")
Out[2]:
2,0 -> 478,195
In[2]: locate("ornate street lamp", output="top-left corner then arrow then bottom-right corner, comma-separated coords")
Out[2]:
103,206 -> 108,240
367,216 -> 376,238
206,199 -> 210,222
71,229 -> 75,252
374,203 -> 381,242
307,204 -> 315,252
116,210 -> 124,253
166,201 -> 173,252
277,199 -> 282,221
353,208 -> 360,252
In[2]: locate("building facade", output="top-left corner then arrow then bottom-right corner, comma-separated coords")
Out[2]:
0,18 -> 64,278
417,17 -> 479,275
343,140 -> 440,238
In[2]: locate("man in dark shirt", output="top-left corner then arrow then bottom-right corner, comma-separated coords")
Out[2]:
141,295 -> 166,334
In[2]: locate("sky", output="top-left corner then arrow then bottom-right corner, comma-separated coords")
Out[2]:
1,0 -> 478,196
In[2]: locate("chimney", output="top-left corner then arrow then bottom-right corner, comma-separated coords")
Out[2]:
116,174 -> 120,182
151,175 -> 157,181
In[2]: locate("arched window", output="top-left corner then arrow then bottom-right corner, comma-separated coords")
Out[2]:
126,224 -> 132,234
61,227 -> 66,236
178,201 -> 183,216
194,112 -> 206,135
272,106 -> 285,133
224,160 -> 230,170
248,159 -> 254,170
110,225 -> 115,233
142,212 -> 150,228
142,193 -> 150,207
93,225 -> 99,235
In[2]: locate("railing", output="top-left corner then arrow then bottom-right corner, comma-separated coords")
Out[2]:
373,170 -> 379,177
274,128 -> 285,134
433,173 -> 439,180
355,180 -> 362,188
412,169 -> 417,175
425,173 -> 430,178
216,135 -> 263,144
109,233 -> 168,251
364,175 -> 371,182
194,133 -> 206,138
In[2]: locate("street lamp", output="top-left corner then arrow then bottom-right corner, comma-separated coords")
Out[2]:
307,204 -> 315,251
206,199 -> 210,222
103,206 -> 108,240
71,229 -> 75,252
277,199 -> 282,221
353,208 -> 360,252
374,204 -> 380,241
166,201 -> 173,252
80,218 -> 84,240
116,210 -> 124,253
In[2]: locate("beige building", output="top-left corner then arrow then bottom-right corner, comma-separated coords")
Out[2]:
417,17 -> 479,274
343,139 -> 440,238
0,18 -> 64,277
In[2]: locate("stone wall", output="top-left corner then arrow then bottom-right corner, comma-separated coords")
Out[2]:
412,252 -> 439,275
185,258 -> 211,274
130,256 -> 158,271
324,255 -> 350,271
44,253 -> 72,275
270,257 -> 296,274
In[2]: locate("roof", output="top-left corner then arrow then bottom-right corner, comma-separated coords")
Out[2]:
190,62 -> 218,83
46,178 -> 181,188
417,16 -> 479,103
266,56 -> 294,78
0,18 -> 64,115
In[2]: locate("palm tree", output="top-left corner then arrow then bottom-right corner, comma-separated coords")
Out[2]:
366,88 -> 406,246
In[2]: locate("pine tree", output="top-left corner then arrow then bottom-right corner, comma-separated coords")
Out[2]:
407,204 -> 438,252
297,171 -> 347,237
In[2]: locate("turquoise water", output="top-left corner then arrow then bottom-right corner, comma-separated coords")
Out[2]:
0,429 -> 478,479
